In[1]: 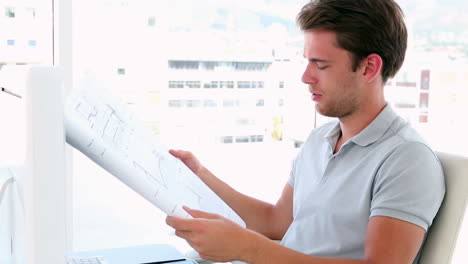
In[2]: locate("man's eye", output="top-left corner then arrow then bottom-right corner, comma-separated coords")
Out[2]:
317,65 -> 329,70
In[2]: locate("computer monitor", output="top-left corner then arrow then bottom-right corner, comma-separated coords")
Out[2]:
0,65 -> 69,264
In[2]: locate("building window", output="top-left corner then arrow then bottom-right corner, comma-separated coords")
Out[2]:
28,40 -> 37,46
148,16 -> 156,27
220,81 -> 234,88
237,81 -> 251,88
202,61 -> 217,70
256,99 -> 264,107
169,81 -> 184,88
279,81 -> 284,88
250,135 -> 264,142
204,81 -> 219,88
26,7 -> 36,19
420,70 -> 430,90
221,136 -> 233,144
235,136 -> 249,143
234,62 -> 271,71
278,98 -> 284,107
419,93 -> 429,108
168,100 -> 182,108
236,119 -> 251,125
117,68 -> 126,75
223,99 -> 239,107
186,81 -> 201,88
419,114 -> 428,123
237,81 -> 263,88
168,60 -> 199,70
186,100 -> 201,108
203,100 -> 217,107
5,7 -> 15,18
7,39 -> 15,46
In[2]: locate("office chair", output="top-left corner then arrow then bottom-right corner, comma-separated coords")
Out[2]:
419,152 -> 468,264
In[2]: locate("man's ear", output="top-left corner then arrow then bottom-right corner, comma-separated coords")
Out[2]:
362,53 -> 383,83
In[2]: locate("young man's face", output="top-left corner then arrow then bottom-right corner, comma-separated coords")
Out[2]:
302,30 -> 365,118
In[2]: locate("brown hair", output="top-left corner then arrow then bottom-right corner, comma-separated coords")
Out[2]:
297,0 -> 407,83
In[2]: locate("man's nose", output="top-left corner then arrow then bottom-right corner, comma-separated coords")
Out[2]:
302,64 -> 318,84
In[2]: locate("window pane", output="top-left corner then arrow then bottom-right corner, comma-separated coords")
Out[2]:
69,0 -> 307,252
71,0 -> 467,257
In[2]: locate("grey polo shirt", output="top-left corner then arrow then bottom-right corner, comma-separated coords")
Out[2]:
281,105 -> 445,261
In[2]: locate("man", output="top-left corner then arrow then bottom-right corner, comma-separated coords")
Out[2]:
166,0 -> 445,263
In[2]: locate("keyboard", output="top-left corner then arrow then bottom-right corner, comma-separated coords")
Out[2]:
67,256 -> 106,264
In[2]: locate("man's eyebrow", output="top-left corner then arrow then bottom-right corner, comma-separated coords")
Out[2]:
308,58 -> 331,63
302,55 -> 331,63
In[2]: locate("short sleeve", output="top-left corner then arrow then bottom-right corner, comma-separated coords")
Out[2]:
287,153 -> 299,188
370,141 -> 445,231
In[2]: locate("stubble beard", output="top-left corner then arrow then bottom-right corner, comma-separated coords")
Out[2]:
315,88 -> 359,119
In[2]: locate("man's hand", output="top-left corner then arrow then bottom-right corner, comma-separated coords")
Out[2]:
166,206 -> 262,262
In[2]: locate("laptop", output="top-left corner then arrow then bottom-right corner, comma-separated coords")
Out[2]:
68,244 -> 192,264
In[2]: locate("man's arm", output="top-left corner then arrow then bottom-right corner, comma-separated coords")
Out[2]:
249,216 -> 426,264
169,149 -> 293,239
167,212 -> 426,264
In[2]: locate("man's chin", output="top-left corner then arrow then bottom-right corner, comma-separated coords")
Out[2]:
315,107 -> 341,119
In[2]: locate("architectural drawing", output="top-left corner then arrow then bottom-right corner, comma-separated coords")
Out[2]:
64,75 -> 245,226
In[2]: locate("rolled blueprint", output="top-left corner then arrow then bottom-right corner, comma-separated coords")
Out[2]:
64,75 -> 245,226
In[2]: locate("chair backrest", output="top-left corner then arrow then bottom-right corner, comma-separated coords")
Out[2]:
419,152 -> 468,264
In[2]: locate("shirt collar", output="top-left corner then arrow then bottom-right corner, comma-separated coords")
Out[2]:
351,104 -> 398,146
324,120 -> 341,147
323,104 -> 399,147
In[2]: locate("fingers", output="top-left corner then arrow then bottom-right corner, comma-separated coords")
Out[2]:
166,215 -> 195,231
183,206 -> 221,220
169,149 -> 192,159
175,229 -> 194,240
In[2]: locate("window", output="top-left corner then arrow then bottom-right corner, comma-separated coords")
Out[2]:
221,136 -> 233,144
168,81 -> 184,88
220,81 -> 234,88
168,60 -> 199,70
234,62 -> 271,71
168,100 -> 182,108
117,68 -> 126,75
237,81 -> 251,88
70,0 -> 468,258
201,61 -> 217,70
203,99 -> 217,107
222,99 -> 239,108
204,81 -> 218,88
235,136 -> 249,143
26,7 -> 36,19
5,7 -> 15,18
185,81 -> 200,88
419,93 -> 429,108
148,16 -> 156,27
250,135 -> 264,143
7,40 -> 15,46
278,98 -> 284,107
186,100 -> 202,108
